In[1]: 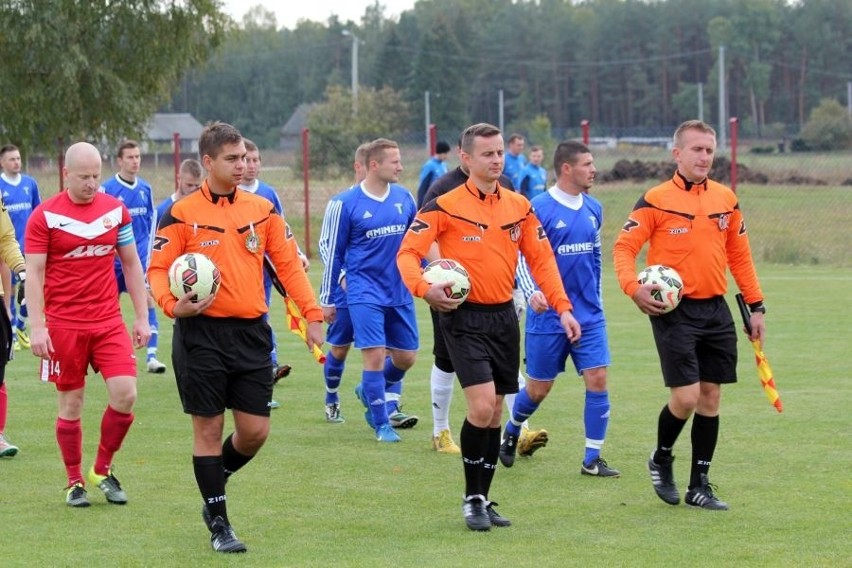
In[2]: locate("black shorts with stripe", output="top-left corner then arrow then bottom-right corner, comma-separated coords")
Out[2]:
438,300 -> 520,395
172,315 -> 274,417
650,296 -> 738,388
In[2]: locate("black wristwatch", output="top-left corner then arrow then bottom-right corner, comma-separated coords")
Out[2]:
748,301 -> 766,314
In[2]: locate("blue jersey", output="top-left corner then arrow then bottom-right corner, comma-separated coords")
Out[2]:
0,173 -> 41,247
319,183 -> 416,307
240,180 -> 284,215
101,174 -> 155,268
519,163 -> 548,201
416,157 -> 448,208
518,187 -> 605,332
318,184 -> 359,309
503,153 -> 527,189
156,194 -> 177,225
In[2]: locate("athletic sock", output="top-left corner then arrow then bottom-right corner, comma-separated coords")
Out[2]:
505,388 -> 538,438
689,413 -> 719,488
460,418 -> 488,497
481,427 -> 501,499
94,406 -> 134,475
221,433 -> 254,480
146,306 -> 158,361
655,404 -> 687,463
362,369 -> 387,427
324,352 -> 345,405
0,383 -> 7,432
430,364 -> 455,435
583,390 -> 610,464
385,382 -> 402,415
56,417 -> 83,486
193,455 -> 228,524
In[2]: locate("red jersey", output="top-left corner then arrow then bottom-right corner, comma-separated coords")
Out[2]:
25,191 -> 131,328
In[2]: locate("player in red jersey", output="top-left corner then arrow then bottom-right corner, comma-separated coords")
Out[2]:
24,142 -> 151,508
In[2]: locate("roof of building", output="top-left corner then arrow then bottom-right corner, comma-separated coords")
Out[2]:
147,113 -> 204,141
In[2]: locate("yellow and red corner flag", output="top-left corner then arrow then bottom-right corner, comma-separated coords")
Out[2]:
285,296 -> 326,364
736,294 -> 782,413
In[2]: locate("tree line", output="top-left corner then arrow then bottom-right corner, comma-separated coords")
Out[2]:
172,0 -> 851,147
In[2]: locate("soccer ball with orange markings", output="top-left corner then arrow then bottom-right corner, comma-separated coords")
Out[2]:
637,264 -> 683,313
423,258 -> 471,301
168,253 -> 221,302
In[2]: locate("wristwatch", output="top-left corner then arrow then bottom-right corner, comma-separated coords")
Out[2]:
748,301 -> 766,314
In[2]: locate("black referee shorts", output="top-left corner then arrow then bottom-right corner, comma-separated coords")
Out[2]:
172,315 -> 274,417
650,296 -> 738,388
438,300 -> 520,395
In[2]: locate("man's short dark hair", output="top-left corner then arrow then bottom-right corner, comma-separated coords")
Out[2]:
435,140 -> 451,154
0,144 -> 19,159
243,139 -> 259,154
365,138 -> 399,165
179,158 -> 203,178
116,139 -> 140,159
460,123 -> 501,154
199,122 -> 243,160
553,140 -> 591,175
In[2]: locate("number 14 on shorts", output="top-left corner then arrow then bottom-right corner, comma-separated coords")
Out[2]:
40,359 -> 61,383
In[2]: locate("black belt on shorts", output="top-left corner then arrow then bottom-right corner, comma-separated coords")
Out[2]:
457,300 -> 514,312
191,314 -> 266,326
680,295 -> 724,305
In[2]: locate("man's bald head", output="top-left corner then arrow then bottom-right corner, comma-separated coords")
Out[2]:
65,142 -> 102,169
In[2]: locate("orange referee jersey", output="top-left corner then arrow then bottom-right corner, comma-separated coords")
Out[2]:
613,173 -> 763,304
148,182 -> 321,322
398,182 -> 572,313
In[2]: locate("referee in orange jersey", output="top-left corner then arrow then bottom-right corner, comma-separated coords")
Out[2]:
398,123 -> 580,531
148,122 -> 323,553
613,120 -> 766,511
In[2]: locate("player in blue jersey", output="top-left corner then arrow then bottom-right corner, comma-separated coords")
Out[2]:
415,140 -> 451,208
238,140 -> 307,408
156,158 -> 203,221
100,140 -> 166,374
503,141 -> 620,477
319,138 -> 419,443
318,144 -> 418,428
502,133 -> 527,189
518,145 -> 548,201
0,144 -> 41,351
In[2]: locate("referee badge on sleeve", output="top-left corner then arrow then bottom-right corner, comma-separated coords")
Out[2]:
245,233 -> 260,253
717,213 -> 730,231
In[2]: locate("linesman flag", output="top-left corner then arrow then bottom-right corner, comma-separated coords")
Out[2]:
285,296 -> 326,364
736,293 -> 782,413
263,256 -> 326,365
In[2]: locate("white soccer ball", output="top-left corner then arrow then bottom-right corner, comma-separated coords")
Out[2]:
637,264 -> 683,313
168,253 -> 221,302
423,258 -> 471,301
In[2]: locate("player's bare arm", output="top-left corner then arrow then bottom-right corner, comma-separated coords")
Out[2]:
559,310 -> 581,343
305,321 -> 324,353
117,243 -> 152,348
23,252 -> 52,359
748,312 -> 766,346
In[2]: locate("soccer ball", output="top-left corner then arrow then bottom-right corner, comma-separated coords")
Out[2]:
637,264 -> 683,313
168,253 -> 221,302
422,258 -> 471,301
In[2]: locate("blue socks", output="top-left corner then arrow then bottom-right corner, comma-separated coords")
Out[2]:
506,388 -> 539,437
146,306 -> 159,361
583,390 -> 610,464
324,352 -> 345,405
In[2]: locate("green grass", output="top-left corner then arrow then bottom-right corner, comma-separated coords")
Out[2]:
0,263 -> 849,566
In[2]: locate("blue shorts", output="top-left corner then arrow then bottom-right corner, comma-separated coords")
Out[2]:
327,306 -> 355,347
349,303 -> 418,351
525,324 -> 610,380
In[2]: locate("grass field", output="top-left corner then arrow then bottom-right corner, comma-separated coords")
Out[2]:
0,262 -> 849,567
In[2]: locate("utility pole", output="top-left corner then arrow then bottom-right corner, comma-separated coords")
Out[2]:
718,45 -> 726,150
342,30 -> 359,114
